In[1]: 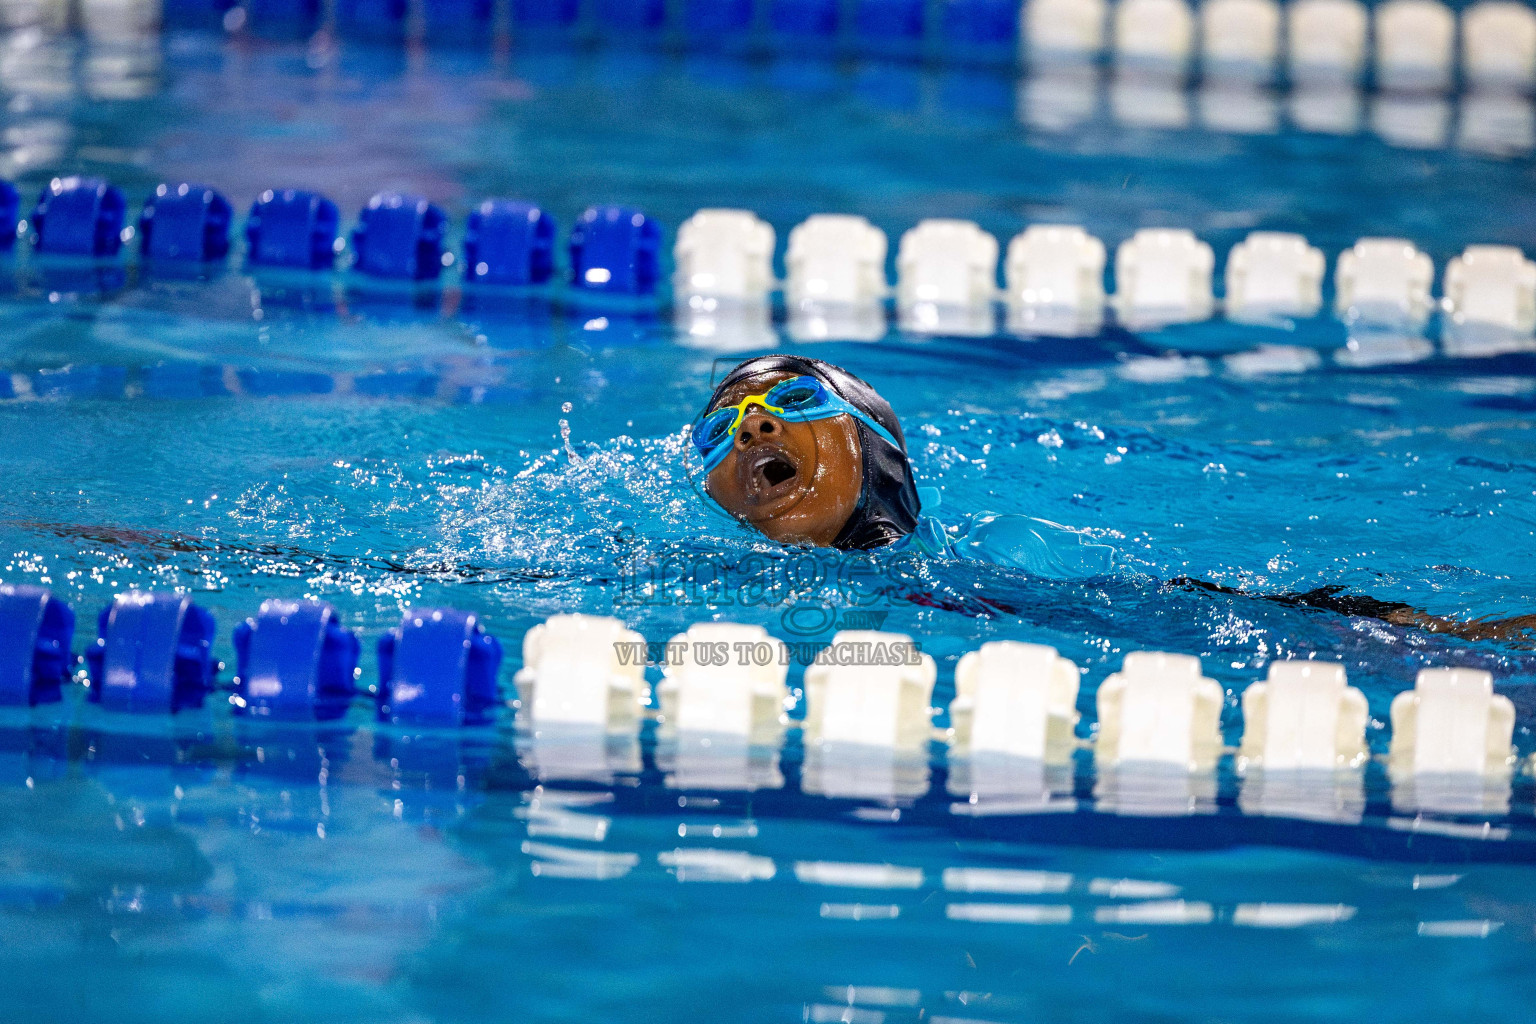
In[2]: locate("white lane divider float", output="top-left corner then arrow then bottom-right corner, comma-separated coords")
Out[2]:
1236,661 -> 1369,824
1113,228 -> 1216,328
515,613 -> 648,730
785,214 -> 888,341
1289,0 -> 1370,81
1024,0 -> 1108,59
509,618 -> 1529,823
1389,668 -> 1517,777
655,621 -> 789,741
1334,235 -> 1438,367
786,214 -> 888,307
1388,667 -> 1517,816
666,205 -> 1536,354
1200,0 -> 1282,78
1462,2 -> 1536,90
1092,653 -> 1221,822
1004,224 -> 1107,337
801,630 -> 937,750
1224,231 -> 1326,320
1375,0 -> 1458,93
1017,0 -> 1529,100
948,640 -> 1081,762
1113,0 -> 1196,69
1442,244 -> 1536,355
654,622 -> 789,792
800,629 -> 936,801
671,208 -> 779,350
897,218 -> 998,306
1443,244 -> 1536,332
1334,237 -> 1436,325
1238,660 -> 1369,771
1095,651 -> 1225,771
896,218 -> 999,337
946,641 -> 1082,811
673,208 -> 776,302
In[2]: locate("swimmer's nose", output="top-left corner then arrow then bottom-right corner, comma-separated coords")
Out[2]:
734,408 -> 782,449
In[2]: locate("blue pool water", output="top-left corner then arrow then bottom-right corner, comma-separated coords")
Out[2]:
1,19 -> 1536,1023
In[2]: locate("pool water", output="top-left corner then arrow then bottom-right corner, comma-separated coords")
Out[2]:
1,21 -> 1535,1024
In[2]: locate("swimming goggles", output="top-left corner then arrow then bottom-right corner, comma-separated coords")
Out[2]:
693,375 -> 902,474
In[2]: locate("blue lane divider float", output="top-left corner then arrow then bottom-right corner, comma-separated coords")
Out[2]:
684,0 -> 755,33
0,587 -> 505,725
335,0 -> 407,36
376,608 -> 503,727
596,0 -> 666,29
140,362 -> 230,400
424,0 -> 492,37
771,0 -> 839,36
236,368 -> 335,396
2,175 -> 671,298
32,176 -> 127,258
512,0 -> 578,26
30,364 -> 128,400
245,188 -> 341,270
243,0 -> 322,34
0,585 -> 75,707
942,0 -> 1020,47
232,599 -> 360,721
570,205 -> 663,296
139,182 -> 233,263
351,192 -> 449,281
85,592 -> 218,714
856,0 -> 926,41
463,200 -> 557,286
0,180 -> 19,252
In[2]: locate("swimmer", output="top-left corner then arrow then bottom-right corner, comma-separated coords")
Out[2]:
694,354 -> 1535,642
696,353 -> 1116,576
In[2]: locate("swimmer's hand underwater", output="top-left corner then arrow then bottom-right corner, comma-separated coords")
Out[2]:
694,354 -> 1115,577
693,354 -> 1532,643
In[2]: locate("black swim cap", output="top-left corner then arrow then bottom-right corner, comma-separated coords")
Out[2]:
703,355 -> 922,550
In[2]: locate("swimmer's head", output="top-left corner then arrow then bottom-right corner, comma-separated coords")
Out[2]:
694,355 -> 921,549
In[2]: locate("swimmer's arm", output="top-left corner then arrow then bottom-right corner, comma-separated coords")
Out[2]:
1168,577 -> 1536,644
948,518 -> 1533,642
954,513 -> 1117,580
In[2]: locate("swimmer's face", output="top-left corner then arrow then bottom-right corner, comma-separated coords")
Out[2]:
702,370 -> 863,547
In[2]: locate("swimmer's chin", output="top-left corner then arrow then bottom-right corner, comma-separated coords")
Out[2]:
732,499 -> 845,548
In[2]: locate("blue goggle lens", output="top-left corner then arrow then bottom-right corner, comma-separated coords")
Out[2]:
694,408 -> 737,454
767,377 -> 826,410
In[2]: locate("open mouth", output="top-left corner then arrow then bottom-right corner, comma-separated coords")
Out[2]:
741,446 -> 802,503
761,457 -> 796,487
